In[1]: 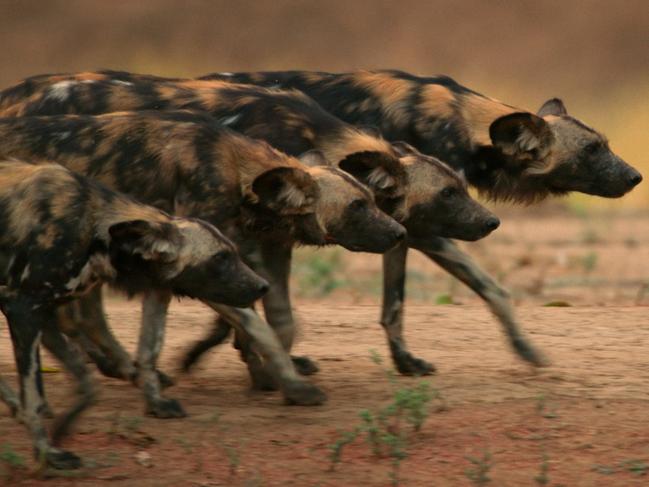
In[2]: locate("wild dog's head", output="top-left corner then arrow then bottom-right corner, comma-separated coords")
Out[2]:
297,150 -> 406,252
108,218 -> 268,307
478,98 -> 642,203
365,142 -> 499,242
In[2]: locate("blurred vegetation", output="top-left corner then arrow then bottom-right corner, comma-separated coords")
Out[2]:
0,0 -> 647,207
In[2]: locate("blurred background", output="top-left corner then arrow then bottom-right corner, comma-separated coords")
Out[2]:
0,0 -> 647,305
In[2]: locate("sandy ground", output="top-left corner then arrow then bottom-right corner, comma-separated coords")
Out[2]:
1,212 -> 649,486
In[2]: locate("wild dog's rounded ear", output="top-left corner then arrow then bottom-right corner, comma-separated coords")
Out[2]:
339,151 -> 404,197
391,141 -> 418,157
298,149 -> 330,167
489,112 -> 553,161
251,166 -> 316,214
358,125 -> 382,138
108,220 -> 180,262
537,98 -> 567,117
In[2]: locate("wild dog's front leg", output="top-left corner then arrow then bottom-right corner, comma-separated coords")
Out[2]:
260,242 -> 318,376
210,305 -> 326,405
414,237 -> 549,367
40,323 -> 97,445
381,240 -> 436,375
4,298 -> 82,469
137,289 -> 183,418
0,374 -> 20,417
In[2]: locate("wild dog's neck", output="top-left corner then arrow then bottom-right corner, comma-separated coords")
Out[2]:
217,131 -> 302,195
417,91 -> 524,187
93,190 -> 170,242
315,126 -> 392,167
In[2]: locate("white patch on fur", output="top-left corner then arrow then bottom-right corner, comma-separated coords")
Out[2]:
219,113 -> 241,126
65,254 -> 116,291
517,129 -> 540,152
278,183 -> 307,208
20,264 -> 30,283
111,80 -> 133,87
219,72 -> 234,76
136,239 -> 177,261
47,80 -> 76,101
81,79 -> 96,84
366,167 -> 395,190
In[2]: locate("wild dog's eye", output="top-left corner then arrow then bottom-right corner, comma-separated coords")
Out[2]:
441,187 -> 456,198
212,251 -> 230,263
349,199 -> 367,211
584,141 -> 602,154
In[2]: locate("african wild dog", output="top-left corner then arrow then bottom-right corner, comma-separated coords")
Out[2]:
0,160 -> 267,469
0,71 -> 503,385
195,69 -> 643,373
0,110 -> 406,412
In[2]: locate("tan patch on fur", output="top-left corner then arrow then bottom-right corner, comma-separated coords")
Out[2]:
419,84 -> 456,119
459,93 -> 517,146
352,71 -> 413,127
318,127 -> 396,166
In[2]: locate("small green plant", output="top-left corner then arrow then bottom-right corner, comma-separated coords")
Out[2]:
328,351 -> 442,485
295,249 -> 346,296
465,450 -> 493,485
0,443 -> 26,481
580,251 -> 598,274
534,452 -> 550,485
328,429 -> 360,470
622,459 -> 648,476
435,293 -> 454,305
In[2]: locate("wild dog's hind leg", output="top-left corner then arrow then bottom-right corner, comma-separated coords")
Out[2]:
414,237 -> 549,367
260,242 -> 318,376
137,289 -> 183,418
4,297 -> 82,469
381,239 -> 436,375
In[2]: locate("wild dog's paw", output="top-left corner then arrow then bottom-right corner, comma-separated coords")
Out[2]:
511,338 -> 550,367
156,369 -> 175,389
44,447 -> 83,470
93,355 -> 130,380
291,355 -> 320,376
393,352 -> 437,376
145,397 -> 187,419
282,381 -> 327,406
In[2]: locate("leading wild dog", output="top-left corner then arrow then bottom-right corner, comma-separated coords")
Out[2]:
0,160 -> 267,469
198,69 -> 643,372
0,71 -> 500,386
0,110 -> 406,413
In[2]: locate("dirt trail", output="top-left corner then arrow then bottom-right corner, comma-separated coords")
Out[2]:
1,298 -> 648,486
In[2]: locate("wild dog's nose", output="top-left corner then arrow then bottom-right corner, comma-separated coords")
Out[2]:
628,171 -> 643,187
484,217 -> 500,232
258,281 -> 270,295
393,227 -> 407,242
